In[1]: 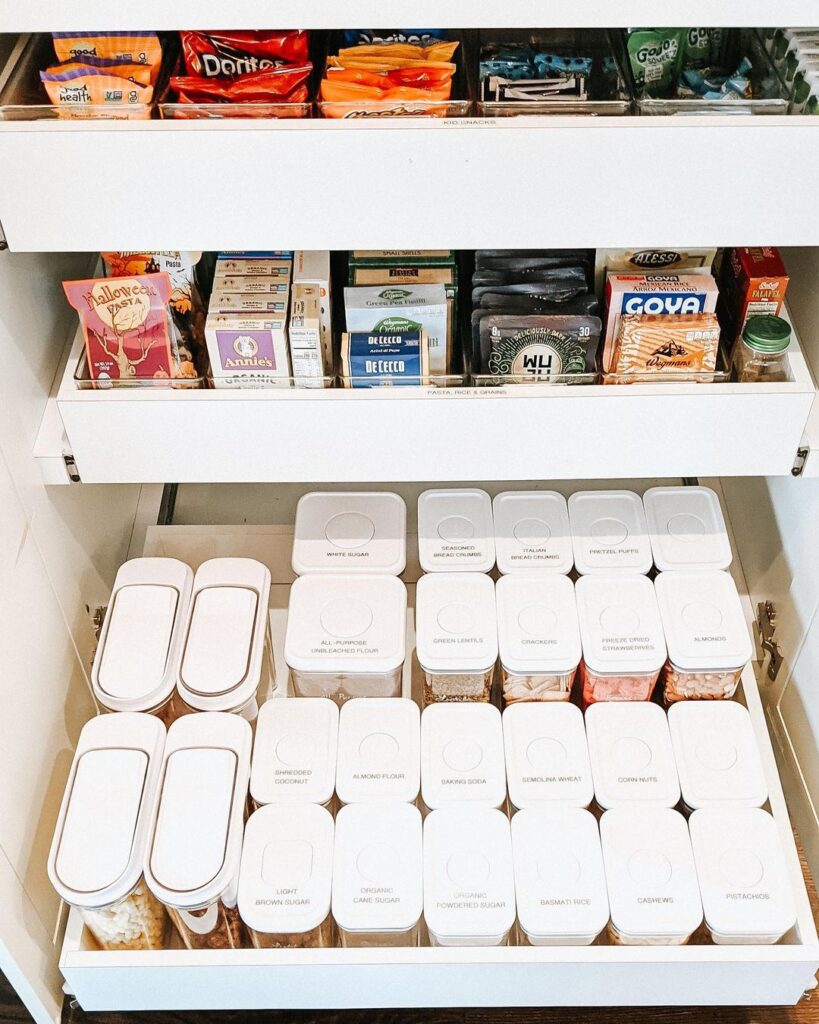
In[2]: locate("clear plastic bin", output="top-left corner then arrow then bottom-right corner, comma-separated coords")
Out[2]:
74,353 -> 206,390
578,659 -> 661,706
47,714 -> 169,951
146,713 -> 253,950
477,29 -> 633,117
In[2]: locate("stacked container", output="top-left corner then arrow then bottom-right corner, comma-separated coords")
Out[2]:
48,714 -> 168,951
421,703 -> 507,810
643,486 -> 732,573
145,713 -> 252,949
415,572 -> 498,703
336,698 -> 421,804
492,490 -> 573,576
417,488 -> 496,573
177,558 -> 273,721
568,490 -> 653,576
91,558 -> 193,723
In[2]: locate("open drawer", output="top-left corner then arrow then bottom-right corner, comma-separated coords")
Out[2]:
55,513 -> 819,1011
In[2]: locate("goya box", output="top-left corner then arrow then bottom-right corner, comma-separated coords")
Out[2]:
603,273 -> 719,373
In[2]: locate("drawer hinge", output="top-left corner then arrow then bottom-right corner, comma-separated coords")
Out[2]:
0,220 -> 7,252
792,446 -> 809,476
64,454 -> 81,483
756,601 -> 782,682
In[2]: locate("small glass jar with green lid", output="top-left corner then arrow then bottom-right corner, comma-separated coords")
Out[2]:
732,315 -> 791,383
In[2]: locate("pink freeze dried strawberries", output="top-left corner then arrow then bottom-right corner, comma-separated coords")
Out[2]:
64,274 -> 176,383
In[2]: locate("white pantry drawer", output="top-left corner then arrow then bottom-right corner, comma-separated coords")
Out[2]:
1,118 -> 819,251
49,312 -> 817,484
56,522 -> 819,1011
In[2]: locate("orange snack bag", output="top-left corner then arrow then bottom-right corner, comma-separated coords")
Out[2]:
335,41 -> 459,63
52,32 -> 163,82
44,58 -> 154,88
40,68 -> 153,112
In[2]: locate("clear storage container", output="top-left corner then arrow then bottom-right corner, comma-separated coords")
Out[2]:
568,490 -> 652,576
600,807 -> 702,946
668,701 -> 767,811
47,713 -> 168,951
332,802 -> 423,947
292,491 -> 407,576
643,486 -> 732,573
585,702 -> 680,811
575,575 -> 666,707
689,807 -> 797,945
238,804 -> 335,949
502,702 -> 593,810
415,572 -> 498,703
146,713 -> 252,950
249,697 -> 338,808
496,573 -> 581,703
421,702 -> 506,810
91,558 -> 193,724
336,697 -> 420,804
417,488 -> 495,573
655,570 -> 753,703
177,558 -> 273,721
423,807 -> 516,947
511,808 -> 609,946
492,490 -> 573,576
284,574 -> 407,702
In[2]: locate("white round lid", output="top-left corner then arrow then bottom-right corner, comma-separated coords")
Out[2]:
238,804 -> 334,935
689,807 -> 796,941
417,488 -> 496,573
421,703 -> 506,810
331,802 -> 422,934
336,698 -> 420,804
292,491 -> 407,576
655,571 -> 753,672
146,713 -> 252,909
496,573 -> 581,677
92,558 -> 193,713
643,486 -> 732,573
178,558 -> 271,713
569,490 -> 652,576
668,701 -> 767,809
415,572 -> 498,674
423,807 -> 515,944
285,574 -> 407,675
585,702 -> 680,810
250,697 -> 339,806
575,574 -> 666,677
600,807 -> 702,940
492,491 -> 573,576
502,703 -> 593,809
48,714 -> 166,910
511,808 -> 609,941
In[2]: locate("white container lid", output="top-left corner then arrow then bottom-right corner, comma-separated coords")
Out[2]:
568,490 -> 652,575
92,558 -> 193,713
689,807 -> 796,941
292,491 -> 407,576
585,702 -> 681,810
575,574 -> 666,677
423,807 -> 515,945
496,573 -> 581,677
655,571 -> 752,672
417,488 -> 495,573
178,558 -> 271,713
668,701 -> 767,809
332,802 -> 423,934
336,698 -> 420,804
493,491 -> 573,575
600,807 -> 702,941
415,572 -> 498,674
511,808 -> 609,942
250,697 -> 338,806
285,574 -> 407,675
48,713 -> 166,910
643,486 -> 732,572
238,804 -> 334,936
421,703 -> 506,810
146,712 -> 252,909
503,703 -> 593,809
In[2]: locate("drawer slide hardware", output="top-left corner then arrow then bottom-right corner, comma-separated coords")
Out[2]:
63,454 -> 80,483
792,446 -> 809,476
756,601 -> 782,682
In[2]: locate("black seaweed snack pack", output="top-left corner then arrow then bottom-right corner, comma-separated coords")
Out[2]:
478,315 -> 601,379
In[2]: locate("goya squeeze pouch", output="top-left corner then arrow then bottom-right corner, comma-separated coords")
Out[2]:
627,28 -> 685,98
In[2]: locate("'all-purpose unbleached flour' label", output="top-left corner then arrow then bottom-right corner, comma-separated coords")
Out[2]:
603,273 -> 719,373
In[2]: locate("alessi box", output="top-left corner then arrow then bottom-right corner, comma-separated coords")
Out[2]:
603,274 -> 719,373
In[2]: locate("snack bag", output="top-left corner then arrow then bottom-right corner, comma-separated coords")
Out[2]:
40,67 -> 152,114
170,64 -> 311,104
64,274 -> 178,385
44,56 -> 154,87
335,40 -> 458,64
627,28 -> 685,98
480,315 -> 601,379
343,30 -> 448,46
52,32 -> 162,82
180,30 -> 310,76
